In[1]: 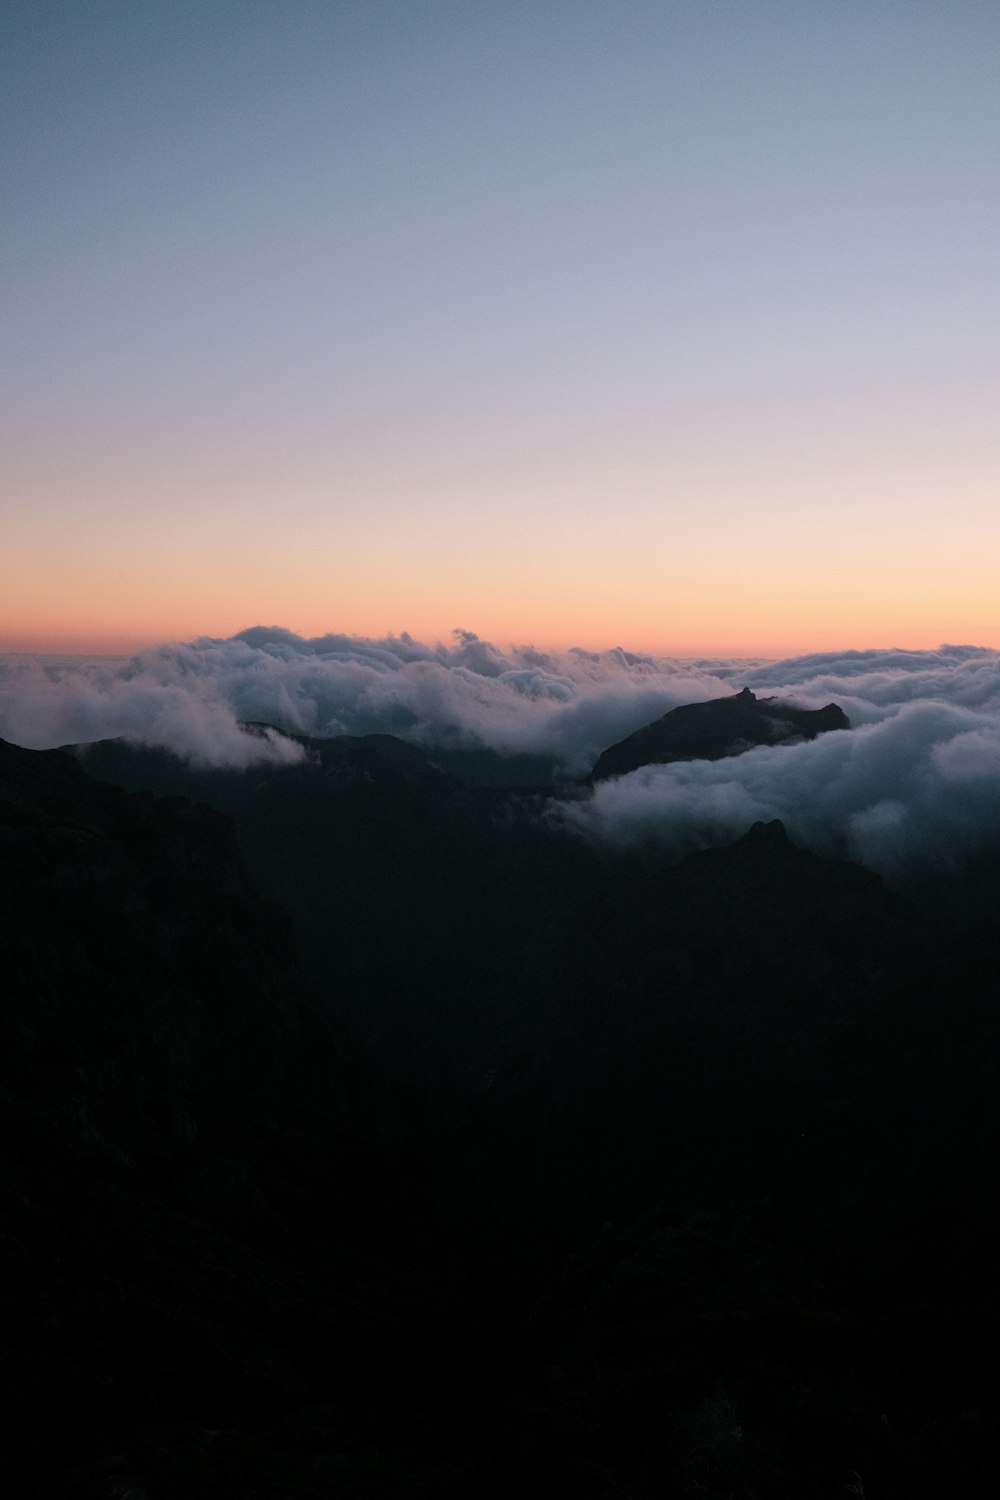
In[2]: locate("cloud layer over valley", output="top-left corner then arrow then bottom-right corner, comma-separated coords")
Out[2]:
3,629 -> 999,887
0,627 -> 755,772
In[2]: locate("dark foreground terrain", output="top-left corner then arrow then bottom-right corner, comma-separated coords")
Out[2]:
2,699 -> 999,1496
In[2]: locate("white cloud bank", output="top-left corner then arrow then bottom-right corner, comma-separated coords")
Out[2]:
2,630 -> 999,884
556,644 -> 1000,885
0,627 -> 747,772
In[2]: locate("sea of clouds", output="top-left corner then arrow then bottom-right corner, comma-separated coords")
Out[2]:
3,627 -> 999,886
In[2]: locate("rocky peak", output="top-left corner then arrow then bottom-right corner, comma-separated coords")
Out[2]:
591,688 -> 849,780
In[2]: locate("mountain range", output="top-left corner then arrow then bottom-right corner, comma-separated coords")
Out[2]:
2,688 -> 999,1495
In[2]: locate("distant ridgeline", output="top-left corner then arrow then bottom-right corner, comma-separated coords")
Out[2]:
590,685 -> 849,780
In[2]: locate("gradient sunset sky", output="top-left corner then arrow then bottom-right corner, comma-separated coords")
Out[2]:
4,0 -> 998,657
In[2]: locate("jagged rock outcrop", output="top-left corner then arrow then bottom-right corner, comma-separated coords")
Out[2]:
590,685 -> 849,780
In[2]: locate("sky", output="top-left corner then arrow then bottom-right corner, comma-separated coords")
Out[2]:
3,1 -> 999,656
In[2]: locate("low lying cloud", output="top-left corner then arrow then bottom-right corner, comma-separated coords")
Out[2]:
556,696 -> 1000,886
2,630 -> 999,884
0,627 -> 746,772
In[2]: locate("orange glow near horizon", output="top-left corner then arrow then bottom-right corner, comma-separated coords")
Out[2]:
5,594 -> 998,663
4,456 -> 998,661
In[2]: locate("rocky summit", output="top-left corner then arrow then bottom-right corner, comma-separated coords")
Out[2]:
590,684 -> 849,779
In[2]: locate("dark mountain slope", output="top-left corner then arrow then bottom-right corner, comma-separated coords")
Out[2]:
591,685 -> 849,779
462,821 -> 1000,1496
41,729 -> 1000,1495
450,819 -> 925,1251
69,731 -> 606,1082
0,738 -> 468,1497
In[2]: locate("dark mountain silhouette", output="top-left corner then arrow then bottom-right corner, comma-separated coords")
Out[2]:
6,725 -> 999,1494
591,685 -> 849,779
68,730 -> 604,1081
0,737 -> 467,1496
244,721 -> 562,788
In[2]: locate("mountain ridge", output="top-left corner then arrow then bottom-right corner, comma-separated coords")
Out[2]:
591,685 -> 850,780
